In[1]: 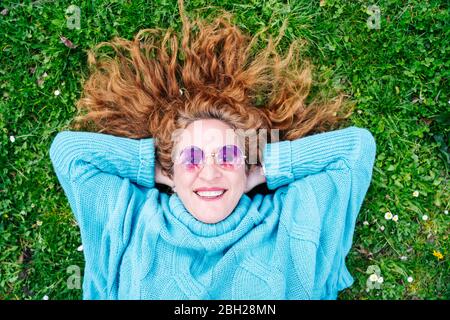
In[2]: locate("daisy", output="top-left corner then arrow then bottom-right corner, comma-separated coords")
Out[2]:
413,190 -> 419,197
407,276 -> 413,283
422,215 -> 428,221
9,135 -> 15,143
384,211 -> 393,220
77,245 -> 83,252
369,274 -> 379,282
54,89 -> 61,96
392,215 -> 399,222
380,226 -> 385,231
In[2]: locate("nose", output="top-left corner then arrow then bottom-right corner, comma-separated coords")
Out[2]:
198,155 -> 222,180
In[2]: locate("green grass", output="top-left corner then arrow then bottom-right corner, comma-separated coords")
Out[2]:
0,0 -> 448,300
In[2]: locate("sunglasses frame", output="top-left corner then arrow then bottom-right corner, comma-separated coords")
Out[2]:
175,144 -> 247,170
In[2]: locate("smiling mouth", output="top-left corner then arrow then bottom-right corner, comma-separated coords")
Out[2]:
194,190 -> 227,201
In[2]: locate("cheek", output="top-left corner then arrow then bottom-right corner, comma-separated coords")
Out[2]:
228,172 -> 246,190
173,168 -> 195,194
173,167 -> 194,187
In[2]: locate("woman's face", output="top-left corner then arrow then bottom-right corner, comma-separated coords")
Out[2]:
172,119 -> 247,224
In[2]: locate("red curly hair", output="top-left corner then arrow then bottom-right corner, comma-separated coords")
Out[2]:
68,0 -> 353,179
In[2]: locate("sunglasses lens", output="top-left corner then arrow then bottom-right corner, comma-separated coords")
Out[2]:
177,145 -> 244,170
218,145 -> 244,168
179,146 -> 203,169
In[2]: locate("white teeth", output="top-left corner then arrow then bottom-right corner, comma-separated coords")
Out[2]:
196,190 -> 225,197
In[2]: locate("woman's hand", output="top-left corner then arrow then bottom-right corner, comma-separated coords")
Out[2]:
155,162 -> 174,188
244,165 -> 266,193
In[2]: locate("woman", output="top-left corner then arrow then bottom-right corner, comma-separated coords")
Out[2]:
49,0 -> 376,299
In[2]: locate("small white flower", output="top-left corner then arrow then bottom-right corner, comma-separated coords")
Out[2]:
42,295 -> 49,300
392,215 -> 399,222
363,221 -> 369,226
400,255 -> 408,261
377,276 -> 384,284
369,274 -> 379,282
380,226 -> 385,231
54,89 -> 61,96
36,220 -> 43,226
9,135 -> 15,143
407,276 -> 413,283
422,215 -> 428,221
77,245 -> 83,252
413,190 -> 419,197
444,210 -> 448,215
384,211 -> 393,220
357,110 -> 363,114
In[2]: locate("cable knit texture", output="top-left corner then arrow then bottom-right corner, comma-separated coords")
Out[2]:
49,126 -> 376,300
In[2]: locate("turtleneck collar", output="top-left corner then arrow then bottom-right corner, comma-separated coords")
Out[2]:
169,193 -> 253,236
158,192 -> 268,252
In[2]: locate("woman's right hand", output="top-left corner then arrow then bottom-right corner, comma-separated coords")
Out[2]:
155,162 -> 174,188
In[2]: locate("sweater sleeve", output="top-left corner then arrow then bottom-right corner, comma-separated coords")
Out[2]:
262,126 -> 375,189
49,131 -> 156,188
266,126 -> 376,299
49,130 -> 156,298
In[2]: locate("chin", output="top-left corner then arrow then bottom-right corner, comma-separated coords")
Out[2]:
198,213 -> 228,224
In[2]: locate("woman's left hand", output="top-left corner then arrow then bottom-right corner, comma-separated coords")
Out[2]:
244,165 -> 266,193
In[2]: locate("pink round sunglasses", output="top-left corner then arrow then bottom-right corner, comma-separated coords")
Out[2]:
175,145 -> 247,171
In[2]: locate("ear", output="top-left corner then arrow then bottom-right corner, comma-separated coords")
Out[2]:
155,162 -> 174,188
244,164 -> 265,193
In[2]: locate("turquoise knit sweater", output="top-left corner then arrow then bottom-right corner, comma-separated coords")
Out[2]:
49,126 -> 376,300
